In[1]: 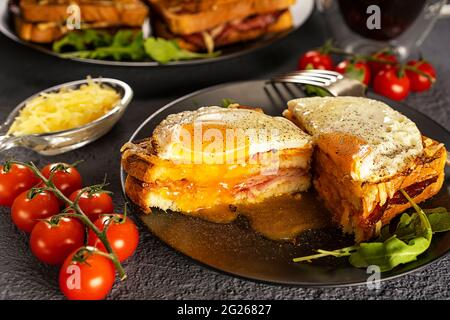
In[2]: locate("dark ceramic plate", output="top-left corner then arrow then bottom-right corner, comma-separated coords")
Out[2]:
0,0 -> 314,67
121,80 -> 450,287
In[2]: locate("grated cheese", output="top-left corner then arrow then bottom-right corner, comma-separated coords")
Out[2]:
7,79 -> 120,136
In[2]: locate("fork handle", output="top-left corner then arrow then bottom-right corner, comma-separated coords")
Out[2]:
0,135 -> 21,153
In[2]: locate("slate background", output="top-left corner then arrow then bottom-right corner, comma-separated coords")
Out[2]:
0,10 -> 449,300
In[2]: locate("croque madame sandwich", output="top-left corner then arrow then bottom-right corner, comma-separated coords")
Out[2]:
11,0 -> 149,43
284,97 -> 447,242
148,0 -> 296,52
121,105 -> 313,222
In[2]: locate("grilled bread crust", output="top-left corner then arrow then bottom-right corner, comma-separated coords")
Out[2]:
19,0 -> 148,24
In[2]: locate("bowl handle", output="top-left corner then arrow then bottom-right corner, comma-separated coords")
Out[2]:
0,135 -> 21,153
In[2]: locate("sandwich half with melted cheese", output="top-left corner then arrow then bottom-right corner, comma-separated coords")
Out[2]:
121,105 -> 313,222
148,0 -> 295,52
285,97 -> 447,242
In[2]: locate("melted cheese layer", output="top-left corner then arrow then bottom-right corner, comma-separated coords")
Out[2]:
287,97 -> 423,182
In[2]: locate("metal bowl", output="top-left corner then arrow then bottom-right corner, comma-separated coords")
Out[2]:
0,78 -> 133,155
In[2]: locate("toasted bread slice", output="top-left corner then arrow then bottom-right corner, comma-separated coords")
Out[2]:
19,0 -> 148,26
15,17 -> 65,43
149,0 -> 295,35
14,16 -> 141,43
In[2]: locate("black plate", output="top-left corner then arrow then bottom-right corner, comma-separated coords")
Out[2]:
121,80 -> 450,287
0,1 -> 314,67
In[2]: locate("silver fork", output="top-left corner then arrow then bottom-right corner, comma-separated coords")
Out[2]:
269,69 -> 367,98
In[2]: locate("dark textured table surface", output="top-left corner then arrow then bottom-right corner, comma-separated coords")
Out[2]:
0,10 -> 449,300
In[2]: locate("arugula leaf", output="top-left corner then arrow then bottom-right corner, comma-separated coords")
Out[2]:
222,98 -> 235,108
55,32 -> 221,63
303,85 -> 331,97
144,37 -> 220,64
379,207 -> 450,242
53,30 -> 112,53
303,63 -> 331,97
61,31 -> 146,61
425,207 -> 450,233
293,189 -> 442,272
349,204 -> 432,272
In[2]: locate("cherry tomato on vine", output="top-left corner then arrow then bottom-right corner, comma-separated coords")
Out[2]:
373,68 -> 410,101
11,189 -> 60,233
335,60 -> 371,85
368,51 -> 398,75
30,217 -> 85,265
41,163 -> 82,198
298,50 -> 333,70
69,189 -> 114,221
405,60 -> 436,92
0,164 -> 39,207
59,248 -> 115,300
88,214 -> 139,262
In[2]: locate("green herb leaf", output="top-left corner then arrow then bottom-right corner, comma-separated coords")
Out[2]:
293,189 -> 438,272
61,31 -> 146,61
344,63 -> 365,83
303,85 -> 331,97
144,37 -> 220,64
425,207 -> 450,233
53,30 -> 112,53
303,63 -> 331,97
53,33 -> 87,53
222,98 -> 235,108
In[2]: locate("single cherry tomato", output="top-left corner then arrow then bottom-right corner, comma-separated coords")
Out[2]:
88,214 -> 139,262
298,50 -> 333,70
69,190 -> 114,221
30,217 -> 85,265
59,248 -> 115,300
368,51 -> 398,75
41,163 -> 82,197
11,189 -> 60,233
335,60 -> 371,85
373,68 -> 410,101
405,60 -> 436,92
0,164 -> 39,207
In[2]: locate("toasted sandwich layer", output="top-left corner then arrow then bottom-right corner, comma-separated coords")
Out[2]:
285,97 -> 447,242
19,0 -> 148,25
122,106 -> 313,219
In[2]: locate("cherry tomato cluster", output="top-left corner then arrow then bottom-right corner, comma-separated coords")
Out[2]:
0,162 -> 139,300
298,47 -> 436,101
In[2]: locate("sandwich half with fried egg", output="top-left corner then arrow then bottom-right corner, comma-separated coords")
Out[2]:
285,97 -> 447,242
121,105 -> 313,222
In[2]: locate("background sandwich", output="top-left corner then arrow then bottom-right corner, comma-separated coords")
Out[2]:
148,0 -> 296,52
12,0 -> 149,43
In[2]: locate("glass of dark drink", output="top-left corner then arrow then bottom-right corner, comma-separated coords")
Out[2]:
317,0 -> 447,58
